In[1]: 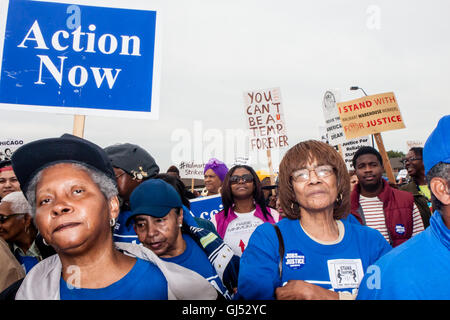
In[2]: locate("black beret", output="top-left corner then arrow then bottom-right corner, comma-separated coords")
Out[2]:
11,134 -> 116,195
104,143 -> 159,180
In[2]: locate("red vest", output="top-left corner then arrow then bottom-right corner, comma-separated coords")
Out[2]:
350,179 -> 415,247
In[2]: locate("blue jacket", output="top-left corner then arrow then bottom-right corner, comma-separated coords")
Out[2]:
357,210 -> 450,300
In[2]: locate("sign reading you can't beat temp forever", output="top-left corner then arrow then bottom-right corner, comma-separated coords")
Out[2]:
0,0 -> 162,119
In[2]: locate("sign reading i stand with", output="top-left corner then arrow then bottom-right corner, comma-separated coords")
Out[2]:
0,0 -> 162,119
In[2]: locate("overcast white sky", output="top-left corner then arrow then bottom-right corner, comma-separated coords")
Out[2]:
1,0 -> 449,173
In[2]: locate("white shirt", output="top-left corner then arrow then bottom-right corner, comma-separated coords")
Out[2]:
222,210 -> 264,257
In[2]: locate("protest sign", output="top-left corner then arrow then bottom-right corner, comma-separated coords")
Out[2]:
0,138 -> 25,161
0,0 -> 162,120
337,92 -> 405,140
232,156 -> 250,167
341,136 -> 371,171
178,161 -> 205,179
244,87 -> 288,151
322,90 -> 346,146
406,140 -> 424,149
189,194 -> 223,220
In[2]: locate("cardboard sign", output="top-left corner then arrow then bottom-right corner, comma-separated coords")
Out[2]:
0,138 -> 25,161
179,161 -> 205,179
0,0 -> 162,119
244,87 -> 289,151
189,194 -> 223,220
341,136 -> 371,171
337,92 -> 405,140
406,140 -> 424,149
322,90 -> 346,146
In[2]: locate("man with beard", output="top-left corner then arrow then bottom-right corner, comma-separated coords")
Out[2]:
400,147 -> 432,227
350,146 -> 424,247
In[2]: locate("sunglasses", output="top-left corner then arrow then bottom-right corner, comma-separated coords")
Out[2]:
230,174 -> 254,184
0,213 -> 27,223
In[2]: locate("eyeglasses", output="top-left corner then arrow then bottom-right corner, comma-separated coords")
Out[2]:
402,157 -> 422,165
291,165 -> 334,182
230,174 -> 254,184
0,213 -> 27,223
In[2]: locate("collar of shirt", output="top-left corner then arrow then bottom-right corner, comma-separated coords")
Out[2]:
14,240 -> 42,260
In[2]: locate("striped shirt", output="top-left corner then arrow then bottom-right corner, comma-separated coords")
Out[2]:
359,195 -> 425,242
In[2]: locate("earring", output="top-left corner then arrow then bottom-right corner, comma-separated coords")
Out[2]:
179,224 -> 183,228
110,218 -> 116,227
42,238 -> 49,246
335,193 -> 343,206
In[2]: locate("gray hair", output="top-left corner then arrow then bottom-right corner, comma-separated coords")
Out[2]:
1,191 -> 32,216
426,162 -> 450,212
26,162 -> 118,212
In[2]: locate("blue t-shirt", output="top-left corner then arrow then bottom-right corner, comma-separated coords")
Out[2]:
238,217 -> 391,299
357,211 -> 450,300
60,258 -> 168,300
161,234 -> 230,298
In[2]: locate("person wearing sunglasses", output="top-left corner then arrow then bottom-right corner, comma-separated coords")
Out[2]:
238,140 -> 391,300
400,147 -> 432,227
211,165 -> 280,257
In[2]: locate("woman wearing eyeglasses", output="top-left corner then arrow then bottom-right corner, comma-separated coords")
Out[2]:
210,165 -> 280,257
237,140 -> 392,300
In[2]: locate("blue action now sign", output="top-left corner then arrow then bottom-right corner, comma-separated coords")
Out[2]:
0,0 -> 161,118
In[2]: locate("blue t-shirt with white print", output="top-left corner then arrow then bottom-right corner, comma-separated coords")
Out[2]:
238,217 -> 391,299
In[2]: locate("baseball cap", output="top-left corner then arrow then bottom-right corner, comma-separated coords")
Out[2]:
104,143 -> 159,180
127,179 -> 182,225
11,134 -> 116,195
423,115 -> 450,175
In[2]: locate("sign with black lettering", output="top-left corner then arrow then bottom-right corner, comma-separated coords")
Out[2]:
244,87 -> 289,151
0,0 -> 162,119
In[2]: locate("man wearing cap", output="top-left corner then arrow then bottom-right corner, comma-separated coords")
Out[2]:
129,179 -> 240,300
104,143 -> 159,244
357,115 -> 450,300
10,134 -> 217,300
0,160 -> 21,200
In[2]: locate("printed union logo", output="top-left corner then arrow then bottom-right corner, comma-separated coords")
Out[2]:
395,224 -> 405,235
284,250 -> 305,270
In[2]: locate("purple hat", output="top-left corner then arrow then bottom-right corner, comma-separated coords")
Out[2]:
204,158 -> 228,181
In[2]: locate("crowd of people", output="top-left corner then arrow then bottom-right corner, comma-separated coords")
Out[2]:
0,115 -> 448,300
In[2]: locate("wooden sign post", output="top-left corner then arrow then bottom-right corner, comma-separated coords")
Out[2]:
72,115 -> 86,138
374,133 -> 396,184
266,149 -> 276,195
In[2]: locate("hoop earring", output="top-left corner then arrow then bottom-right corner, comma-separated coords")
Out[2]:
110,218 -> 116,227
42,238 -> 49,246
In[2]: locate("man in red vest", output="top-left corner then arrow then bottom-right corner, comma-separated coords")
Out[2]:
350,146 -> 424,247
